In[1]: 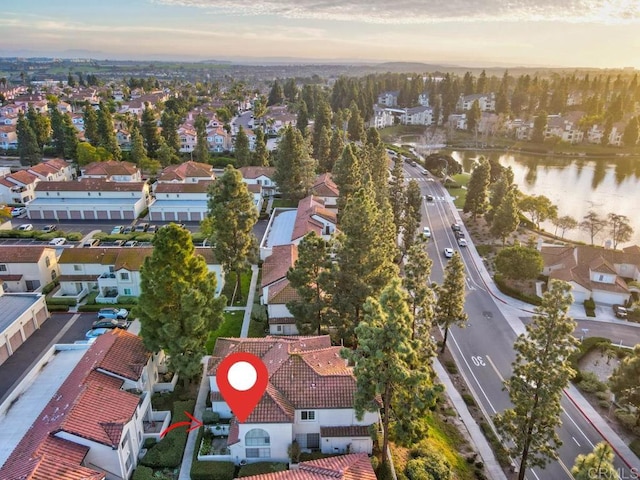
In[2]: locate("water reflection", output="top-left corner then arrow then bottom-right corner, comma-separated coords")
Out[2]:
448,151 -> 640,246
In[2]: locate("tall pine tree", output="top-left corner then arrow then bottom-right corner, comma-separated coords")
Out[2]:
273,126 -> 317,202
435,251 -> 468,352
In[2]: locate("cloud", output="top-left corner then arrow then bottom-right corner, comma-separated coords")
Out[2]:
153,0 -> 640,24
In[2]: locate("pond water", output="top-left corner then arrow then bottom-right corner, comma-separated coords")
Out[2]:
449,150 -> 640,246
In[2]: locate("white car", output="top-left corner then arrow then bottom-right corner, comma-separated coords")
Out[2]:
443,247 -> 454,258
48,237 -> 67,246
458,238 -> 467,247
422,226 -> 431,238
17,224 -> 33,231
11,207 -> 26,217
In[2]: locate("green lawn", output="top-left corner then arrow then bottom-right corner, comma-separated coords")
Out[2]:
446,173 -> 471,209
205,310 -> 244,353
248,303 -> 268,338
221,270 -> 252,306
272,198 -> 297,209
378,125 -> 425,143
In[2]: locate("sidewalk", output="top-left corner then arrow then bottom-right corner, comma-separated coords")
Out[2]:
178,265 -> 260,478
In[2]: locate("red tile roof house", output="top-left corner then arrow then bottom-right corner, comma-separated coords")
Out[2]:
27,157 -> 76,182
239,166 -> 278,196
540,244 -> 640,305
310,173 -> 339,209
0,169 -> 40,204
206,336 -> 379,465
261,244 -> 300,335
0,329 -> 172,480
81,161 -> 142,182
28,178 -> 151,222
239,453 -> 376,480
0,246 -> 60,293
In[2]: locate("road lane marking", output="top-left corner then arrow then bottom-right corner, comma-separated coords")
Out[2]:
561,404 -> 595,449
572,436 -> 581,447
485,355 -> 505,384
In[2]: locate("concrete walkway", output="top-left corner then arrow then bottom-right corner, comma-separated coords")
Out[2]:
178,264 -> 260,478
433,359 -> 508,480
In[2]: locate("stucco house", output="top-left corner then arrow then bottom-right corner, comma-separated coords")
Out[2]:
149,181 -> 213,222
310,173 -> 339,209
239,166 -> 277,196
377,91 -> 399,107
28,178 -> 151,221
0,283 -> 49,366
28,158 -> 76,182
0,126 -> 18,150
156,161 -> 215,184
369,105 -> 395,129
80,161 -> 142,182
0,169 -> 40,204
457,93 -> 496,112
207,336 -> 379,465
261,244 -> 300,335
0,246 -> 59,293
540,244 -> 640,305
0,329 -> 172,480
401,106 -> 433,126
56,246 -> 224,303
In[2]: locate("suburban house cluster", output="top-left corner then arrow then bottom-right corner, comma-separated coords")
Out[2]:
0,329 -> 175,480
207,336 -> 379,465
259,175 -> 340,335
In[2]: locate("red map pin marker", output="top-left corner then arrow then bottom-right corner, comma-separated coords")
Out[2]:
216,352 -> 268,423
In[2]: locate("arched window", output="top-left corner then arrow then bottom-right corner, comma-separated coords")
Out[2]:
245,428 -> 270,459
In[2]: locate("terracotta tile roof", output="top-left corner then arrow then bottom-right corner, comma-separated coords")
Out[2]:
262,244 -> 298,288
59,248 -> 121,266
0,246 -> 50,263
82,160 -> 139,177
8,169 -> 39,185
320,426 -> 370,437
97,328 -> 151,380
268,279 -> 300,304
0,177 -> 14,187
154,181 -> 212,193
0,274 -> 24,281
209,336 -> 358,423
157,161 -> 215,182
239,166 -> 276,180
291,196 -> 337,242
268,317 -> 297,325
0,332 -> 133,480
311,173 -> 339,197
58,274 -> 102,282
25,436 -> 104,480
240,453 -> 376,480
35,177 -> 146,192
46,158 -> 71,170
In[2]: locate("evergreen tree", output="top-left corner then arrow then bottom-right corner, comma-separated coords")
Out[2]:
312,100 -> 333,160
296,100 -> 309,134
273,126 -> 317,202
135,224 -> 226,381
49,102 -> 67,157
347,101 -> 365,142
463,157 -> 491,219
622,116 -> 639,147
267,80 -> 284,105
234,125 -> 251,168
494,280 -> 577,480
156,136 -> 180,167
130,125 -> 148,165
495,246 -> 543,280
141,105 -> 161,158
609,345 -> 640,426
435,252 -> 468,352
552,215 -> 578,239
287,232 -> 332,335
490,188 -> 520,245
571,442 -> 617,480
608,213 -> 634,250
76,142 -> 112,165
160,110 -> 181,153
466,99 -> 481,133
333,143 -> 362,212
207,166 -> 259,302
388,160 -> 406,239
283,78 -> 298,103
83,104 -> 99,145
519,194 -> 557,230
403,180 -> 422,254
27,106 -> 51,151
96,103 -> 121,160
252,127 -> 270,167
17,111 -> 41,166
194,114 -> 210,164
342,278 -> 441,463
62,112 -> 78,160
315,126 -> 332,173
327,129 -> 344,173
403,235 -> 436,344
532,111 -> 548,143
330,185 -> 398,343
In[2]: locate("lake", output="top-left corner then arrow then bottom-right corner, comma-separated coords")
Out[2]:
449,150 -> 640,247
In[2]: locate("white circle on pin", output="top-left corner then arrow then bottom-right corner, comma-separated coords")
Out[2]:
227,361 -> 257,391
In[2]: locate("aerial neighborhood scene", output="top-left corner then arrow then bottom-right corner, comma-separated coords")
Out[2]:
1,1 -> 640,480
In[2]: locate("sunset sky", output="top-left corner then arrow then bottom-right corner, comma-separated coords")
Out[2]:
2,0 -> 640,67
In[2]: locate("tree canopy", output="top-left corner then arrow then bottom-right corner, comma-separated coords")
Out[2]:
495,246 -> 543,281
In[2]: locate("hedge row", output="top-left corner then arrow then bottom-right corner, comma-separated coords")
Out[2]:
46,297 -> 77,306
78,304 -> 137,312
47,304 -> 70,312
493,274 -> 542,306
139,400 -> 195,468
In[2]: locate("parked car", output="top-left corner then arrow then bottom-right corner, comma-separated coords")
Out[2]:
426,194 -> 434,202
11,207 -> 26,217
458,238 -> 468,247
147,225 -> 158,233
92,318 -> 129,329
48,237 -> 67,246
42,224 -> 57,233
97,307 -> 129,320
135,222 -> 149,232
422,226 -> 431,238
613,304 -> 628,319
123,226 -> 134,234
82,238 -> 101,247
85,328 -> 111,339
110,225 -> 124,234
443,247 -> 454,258
124,240 -> 139,247
113,239 -> 125,246
17,224 -> 33,231
451,223 -> 461,232
455,230 -> 465,239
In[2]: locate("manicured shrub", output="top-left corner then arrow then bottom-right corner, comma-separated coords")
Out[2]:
46,304 -> 70,312
140,400 -> 195,468
46,297 -> 77,306
42,279 -> 60,295
131,465 -> 154,480
237,462 -> 287,477
190,460 -> 235,480
202,409 -> 220,425
493,274 -> 541,306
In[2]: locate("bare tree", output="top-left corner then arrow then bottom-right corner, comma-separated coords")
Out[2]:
579,211 -> 606,245
552,215 -> 578,239
608,213 -> 633,250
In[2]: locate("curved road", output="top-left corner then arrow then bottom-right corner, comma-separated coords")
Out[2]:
402,161 -> 640,479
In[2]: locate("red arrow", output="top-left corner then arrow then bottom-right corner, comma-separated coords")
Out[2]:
159,411 -> 203,438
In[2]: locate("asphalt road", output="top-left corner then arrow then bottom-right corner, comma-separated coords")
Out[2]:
407,165 -> 638,479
